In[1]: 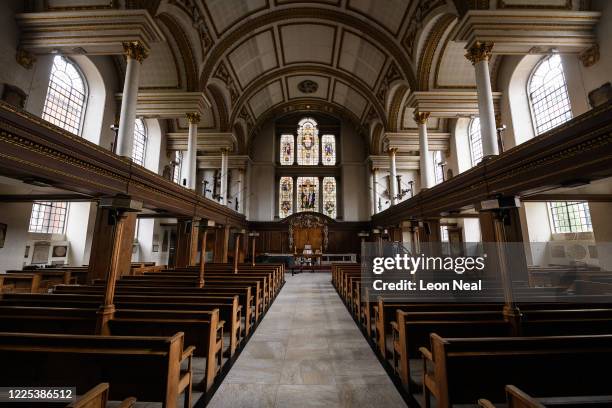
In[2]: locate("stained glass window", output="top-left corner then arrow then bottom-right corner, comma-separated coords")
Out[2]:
280,134 -> 294,165
321,134 -> 336,166
529,55 -> 573,135
297,177 -> 319,212
297,118 -> 319,165
548,201 -> 592,233
132,119 -> 147,166
469,117 -> 483,166
42,55 -> 87,135
279,177 -> 293,218
322,177 -> 337,218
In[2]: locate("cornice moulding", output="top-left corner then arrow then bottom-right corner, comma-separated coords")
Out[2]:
406,91 -> 502,117
16,10 -> 165,54
368,155 -> 420,171
453,10 -> 600,54
196,155 -> 249,169
385,132 -> 451,152
167,132 -> 234,152
115,92 -> 210,118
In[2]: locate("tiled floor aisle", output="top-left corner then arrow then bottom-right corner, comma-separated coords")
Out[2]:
208,273 -> 407,408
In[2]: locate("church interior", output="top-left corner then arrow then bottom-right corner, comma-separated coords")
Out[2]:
0,0 -> 611,407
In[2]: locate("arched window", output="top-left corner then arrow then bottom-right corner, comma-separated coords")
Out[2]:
132,119 -> 147,166
277,117 -> 339,218
172,151 -> 182,184
42,55 -> 87,135
469,117 -> 483,166
296,118 -> 319,165
528,54 -> 572,135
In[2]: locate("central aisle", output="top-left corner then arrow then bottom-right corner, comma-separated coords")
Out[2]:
208,272 -> 407,408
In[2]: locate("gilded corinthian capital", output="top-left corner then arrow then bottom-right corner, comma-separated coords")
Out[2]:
122,41 -> 149,63
413,111 -> 430,125
465,41 -> 494,65
186,112 -> 201,124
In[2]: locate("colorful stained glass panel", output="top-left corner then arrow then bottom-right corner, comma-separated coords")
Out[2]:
297,118 -> 319,165
322,177 -> 336,218
279,177 -> 293,218
297,176 -> 319,212
321,134 -> 336,165
280,134 -> 294,165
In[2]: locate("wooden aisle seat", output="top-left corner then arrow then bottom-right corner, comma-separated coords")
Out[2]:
0,292 -> 240,358
393,311 -> 511,392
151,270 -> 278,301
109,275 -> 268,315
115,274 -> 272,311
0,305 -> 220,392
67,382 -> 136,408
171,263 -> 284,287
19,267 -> 90,285
478,385 -> 612,408
0,273 -> 42,293
374,294 -> 612,359
97,277 -> 264,321
420,334 -> 612,408
54,284 -> 256,336
0,332 -> 194,408
6,270 -> 80,290
131,264 -> 166,275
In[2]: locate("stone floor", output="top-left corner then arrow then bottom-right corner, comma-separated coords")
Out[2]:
208,273 -> 407,408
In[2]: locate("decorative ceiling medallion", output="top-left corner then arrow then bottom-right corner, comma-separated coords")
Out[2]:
297,80 -> 319,94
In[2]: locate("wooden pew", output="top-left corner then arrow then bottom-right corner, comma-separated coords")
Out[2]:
0,273 -> 42,293
68,383 -> 136,408
0,332 -> 194,408
420,334 -> 612,408
479,385 -> 612,408
54,284 -> 256,336
0,305 -> 220,392
0,292 -> 240,358
108,275 -> 266,318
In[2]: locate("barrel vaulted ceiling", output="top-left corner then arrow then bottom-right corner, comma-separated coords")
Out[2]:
36,0 -> 594,154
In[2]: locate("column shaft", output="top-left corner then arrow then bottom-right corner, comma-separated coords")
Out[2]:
185,113 -> 200,190
388,149 -> 398,205
415,111 -> 435,189
372,168 -> 378,214
220,149 -> 229,205
466,42 -> 498,157
116,42 -> 147,158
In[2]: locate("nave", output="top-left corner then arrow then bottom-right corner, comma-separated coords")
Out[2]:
209,273 -> 407,408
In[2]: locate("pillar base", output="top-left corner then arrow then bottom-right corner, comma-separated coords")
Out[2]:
96,304 -> 116,335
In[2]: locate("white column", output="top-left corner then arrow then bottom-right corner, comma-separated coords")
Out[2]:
185,112 -> 200,190
388,148 -> 398,205
466,41 -> 498,158
116,41 -> 148,158
244,162 -> 251,218
237,168 -> 244,213
369,167 -> 375,215
415,111 -> 435,189
372,167 -> 378,214
220,148 -> 229,205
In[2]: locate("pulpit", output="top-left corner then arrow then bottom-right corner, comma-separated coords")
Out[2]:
287,213 -> 328,274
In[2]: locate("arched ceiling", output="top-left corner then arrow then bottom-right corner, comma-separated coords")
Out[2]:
151,0 -> 466,149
